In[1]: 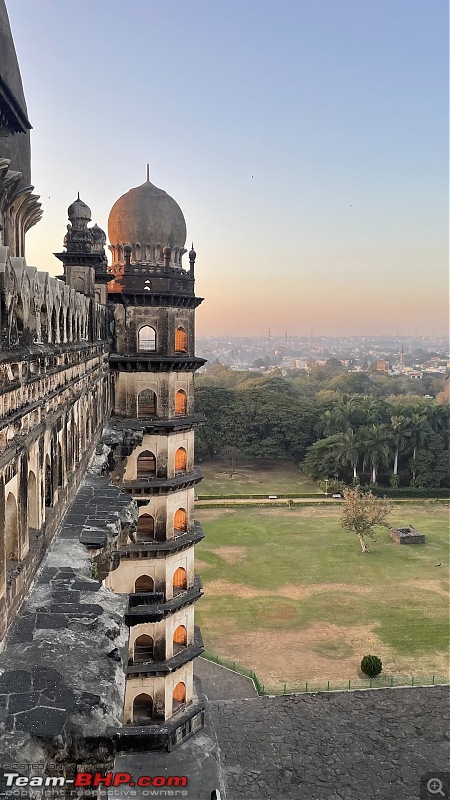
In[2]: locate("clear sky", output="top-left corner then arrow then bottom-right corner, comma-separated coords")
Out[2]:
7,0 -> 448,337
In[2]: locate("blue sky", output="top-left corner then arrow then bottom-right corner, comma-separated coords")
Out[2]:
7,0 -> 448,336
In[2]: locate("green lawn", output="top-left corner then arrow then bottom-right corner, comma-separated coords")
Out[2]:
195,504 -> 449,691
197,459 -> 321,496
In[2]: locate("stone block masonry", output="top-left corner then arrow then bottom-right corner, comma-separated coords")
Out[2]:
390,525 -> 426,544
0,472 -> 135,795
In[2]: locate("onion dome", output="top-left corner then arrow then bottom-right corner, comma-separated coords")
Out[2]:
108,177 -> 187,265
68,193 -> 91,224
90,223 -> 107,253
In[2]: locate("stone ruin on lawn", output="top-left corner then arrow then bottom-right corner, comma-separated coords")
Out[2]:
389,526 -> 426,545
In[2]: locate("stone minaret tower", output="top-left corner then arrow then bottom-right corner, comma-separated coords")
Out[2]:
104,171 -> 206,748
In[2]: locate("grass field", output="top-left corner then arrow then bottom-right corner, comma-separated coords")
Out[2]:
195,504 -> 449,691
198,460 -> 321,496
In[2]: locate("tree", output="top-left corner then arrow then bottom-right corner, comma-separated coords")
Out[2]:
333,429 -> 362,481
389,415 -> 411,477
408,413 -> 431,460
409,432 -> 449,488
331,398 -> 359,432
194,386 -> 241,458
220,446 -> 243,479
316,409 -> 335,437
359,397 -> 385,425
407,413 -> 432,484
362,424 -> 390,484
340,488 -> 393,554
302,435 -> 343,480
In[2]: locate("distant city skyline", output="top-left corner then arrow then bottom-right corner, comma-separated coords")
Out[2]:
7,0 -> 448,337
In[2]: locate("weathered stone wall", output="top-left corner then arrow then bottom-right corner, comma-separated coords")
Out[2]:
128,606 -> 194,662
113,371 -> 194,418
0,472 -> 136,797
105,546 -> 194,597
0,248 -> 112,641
0,246 -> 108,350
121,430 -> 194,481
124,662 -> 193,724
112,305 -> 195,358
136,487 -> 195,540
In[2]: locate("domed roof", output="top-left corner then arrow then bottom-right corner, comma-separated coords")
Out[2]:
68,195 -> 91,221
91,223 -> 107,253
108,179 -> 186,253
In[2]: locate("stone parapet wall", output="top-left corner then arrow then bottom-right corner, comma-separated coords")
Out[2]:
0,333 -> 112,641
0,245 -> 108,350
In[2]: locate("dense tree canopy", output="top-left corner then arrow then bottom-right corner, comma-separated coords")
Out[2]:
195,368 -> 449,488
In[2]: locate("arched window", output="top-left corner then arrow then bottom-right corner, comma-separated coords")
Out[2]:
28,470 -> 39,529
41,307 -> 48,342
51,307 -> 58,343
5,492 -> 18,560
138,325 -> 156,352
134,635 -> 154,663
173,625 -> 187,654
175,390 -> 187,415
174,447 -> 187,473
15,297 -> 24,344
174,508 -> 187,532
45,455 -> 52,507
135,575 -> 154,593
74,277 -> 85,293
136,514 -> 155,542
137,451 -> 156,478
173,567 -> 187,594
138,389 -> 157,417
57,443 -> 63,487
175,327 -> 188,353
173,682 -> 186,710
133,693 -> 153,724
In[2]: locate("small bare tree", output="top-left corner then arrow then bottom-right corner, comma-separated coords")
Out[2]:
340,488 -> 393,554
220,446 -> 243,479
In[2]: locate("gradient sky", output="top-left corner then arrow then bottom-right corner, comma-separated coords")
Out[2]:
7,0 -> 448,337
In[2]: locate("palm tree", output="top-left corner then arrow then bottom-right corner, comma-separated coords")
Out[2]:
390,415 -> 411,477
331,398 -> 359,433
359,397 -> 384,425
363,424 -> 390,484
316,409 -> 335,437
333,429 -> 362,481
408,414 -> 432,484
408,413 -> 431,460
429,404 -> 449,436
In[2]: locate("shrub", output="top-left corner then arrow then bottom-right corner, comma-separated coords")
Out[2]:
361,655 -> 382,677
361,487 -> 449,499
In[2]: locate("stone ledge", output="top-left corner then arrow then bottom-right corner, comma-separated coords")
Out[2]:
0,471 -> 136,775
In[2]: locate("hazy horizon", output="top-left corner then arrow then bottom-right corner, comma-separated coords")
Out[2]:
7,0 -> 448,337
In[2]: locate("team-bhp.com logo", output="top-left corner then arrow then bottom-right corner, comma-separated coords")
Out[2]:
4,772 -> 188,789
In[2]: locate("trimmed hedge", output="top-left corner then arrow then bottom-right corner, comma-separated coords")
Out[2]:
360,487 -> 450,499
195,502 -> 318,509
197,492 -> 321,500
197,488 -> 449,501
195,499 -> 449,510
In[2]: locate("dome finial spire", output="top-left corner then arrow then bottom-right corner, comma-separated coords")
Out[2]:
77,191 -> 80,200
146,163 -> 150,182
